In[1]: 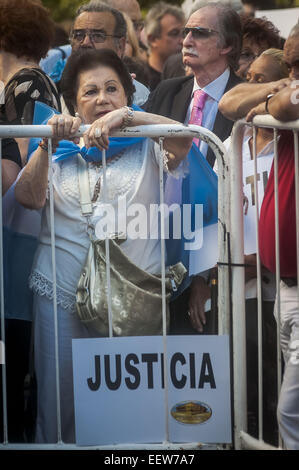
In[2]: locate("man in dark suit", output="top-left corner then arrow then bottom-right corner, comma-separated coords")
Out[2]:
145,2 -> 243,335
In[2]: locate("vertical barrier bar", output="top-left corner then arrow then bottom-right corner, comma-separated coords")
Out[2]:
252,126 -> 264,440
217,139 -> 231,337
294,131 -> 299,311
273,129 -> 282,429
48,138 -> 62,443
230,121 -> 247,450
101,149 -> 113,339
158,137 -> 170,445
0,138 -> 8,444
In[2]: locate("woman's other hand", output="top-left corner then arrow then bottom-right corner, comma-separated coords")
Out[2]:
83,108 -> 127,150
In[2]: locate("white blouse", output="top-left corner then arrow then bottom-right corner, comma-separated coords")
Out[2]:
29,138 -> 176,310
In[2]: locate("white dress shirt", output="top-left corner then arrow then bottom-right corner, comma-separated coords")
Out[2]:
185,68 -> 230,158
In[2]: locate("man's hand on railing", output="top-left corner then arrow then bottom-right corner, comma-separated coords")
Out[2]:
188,276 -> 211,333
244,254 -> 257,282
246,102 -> 267,122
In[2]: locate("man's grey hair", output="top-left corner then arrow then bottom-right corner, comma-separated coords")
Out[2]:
182,0 -> 243,17
145,1 -> 185,41
188,1 -> 242,70
75,0 -> 127,39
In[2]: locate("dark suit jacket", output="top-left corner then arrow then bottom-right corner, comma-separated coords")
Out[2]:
144,70 -> 243,167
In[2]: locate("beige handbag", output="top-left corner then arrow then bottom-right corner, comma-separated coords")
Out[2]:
75,154 -> 187,337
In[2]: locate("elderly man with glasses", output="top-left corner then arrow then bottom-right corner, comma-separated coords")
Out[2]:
145,2 -> 243,336
40,1 -> 149,107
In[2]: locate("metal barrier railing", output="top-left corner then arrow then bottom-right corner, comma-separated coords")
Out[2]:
230,116 -> 299,450
0,123 -> 232,450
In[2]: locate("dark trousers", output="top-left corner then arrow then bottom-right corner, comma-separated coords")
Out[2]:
0,319 -> 34,443
246,299 -> 280,447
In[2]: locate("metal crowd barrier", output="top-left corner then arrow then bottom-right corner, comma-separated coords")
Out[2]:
230,116 -> 299,450
0,123 -> 232,450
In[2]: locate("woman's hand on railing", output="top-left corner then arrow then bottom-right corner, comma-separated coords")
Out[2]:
83,108 -> 127,151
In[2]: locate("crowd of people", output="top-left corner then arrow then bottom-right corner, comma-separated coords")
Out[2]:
0,0 -> 298,450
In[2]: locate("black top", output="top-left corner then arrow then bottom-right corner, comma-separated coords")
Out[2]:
1,137 -> 22,168
144,63 -> 162,92
0,67 -> 61,169
0,67 -> 61,125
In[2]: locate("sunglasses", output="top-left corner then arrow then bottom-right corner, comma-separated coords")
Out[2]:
70,29 -> 121,44
182,27 -> 219,39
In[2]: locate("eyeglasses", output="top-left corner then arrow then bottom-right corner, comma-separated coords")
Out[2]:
70,29 -> 121,44
239,50 -> 259,62
182,27 -> 219,39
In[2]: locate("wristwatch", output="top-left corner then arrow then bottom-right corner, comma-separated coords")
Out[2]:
265,93 -> 275,113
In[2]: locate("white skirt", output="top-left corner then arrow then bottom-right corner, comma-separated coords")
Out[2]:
33,293 -> 98,443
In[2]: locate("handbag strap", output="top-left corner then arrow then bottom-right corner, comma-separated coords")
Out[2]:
77,154 -> 93,216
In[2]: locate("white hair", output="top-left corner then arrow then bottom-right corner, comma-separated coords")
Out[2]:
181,0 -> 243,17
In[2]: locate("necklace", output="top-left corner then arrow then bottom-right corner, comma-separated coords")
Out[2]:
91,151 -> 124,202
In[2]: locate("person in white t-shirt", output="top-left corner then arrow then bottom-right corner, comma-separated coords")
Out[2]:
220,48 -> 289,445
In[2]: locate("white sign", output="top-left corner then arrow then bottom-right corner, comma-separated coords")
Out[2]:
189,222 -> 218,275
72,335 -> 231,446
243,155 -> 273,255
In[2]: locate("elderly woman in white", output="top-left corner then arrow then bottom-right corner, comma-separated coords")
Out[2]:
15,48 -> 192,443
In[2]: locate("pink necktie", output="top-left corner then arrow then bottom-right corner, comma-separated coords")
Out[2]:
189,89 -> 208,146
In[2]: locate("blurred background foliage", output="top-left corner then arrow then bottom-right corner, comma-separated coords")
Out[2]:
41,0 -> 299,24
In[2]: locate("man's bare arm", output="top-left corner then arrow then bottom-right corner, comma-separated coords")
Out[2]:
267,85 -> 299,122
219,78 -> 291,121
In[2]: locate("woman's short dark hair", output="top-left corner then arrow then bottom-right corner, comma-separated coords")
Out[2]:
241,16 -> 282,49
0,0 -> 55,62
61,49 -> 136,114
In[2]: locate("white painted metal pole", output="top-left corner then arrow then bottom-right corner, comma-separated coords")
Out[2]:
252,126 -> 263,440
230,121 -> 247,450
273,130 -> 283,443
158,137 -> 170,445
48,139 -> 62,443
293,131 -> 299,320
101,149 -> 114,339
